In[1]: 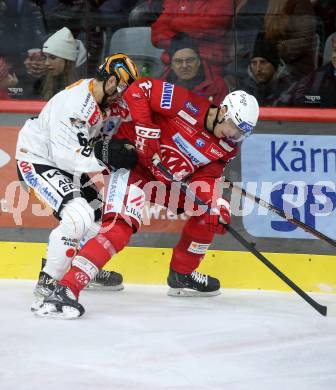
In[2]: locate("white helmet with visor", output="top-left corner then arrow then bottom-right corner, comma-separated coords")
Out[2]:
220,90 -> 259,142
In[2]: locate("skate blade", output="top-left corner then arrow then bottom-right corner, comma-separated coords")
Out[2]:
167,287 -> 221,297
30,298 -> 44,312
85,283 -> 124,291
34,303 -> 83,319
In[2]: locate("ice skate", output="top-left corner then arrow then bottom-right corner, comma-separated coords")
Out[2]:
35,283 -> 85,319
167,268 -> 221,297
86,269 -> 124,291
31,270 -> 57,312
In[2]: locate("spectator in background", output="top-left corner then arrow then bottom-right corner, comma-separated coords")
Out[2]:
238,36 -> 296,106
292,31 -> 336,107
311,0 -> 336,55
161,33 -> 228,105
0,0 -> 47,98
0,56 -> 18,99
37,27 -> 87,100
151,0 -> 233,76
227,0 -> 268,78
42,1 -> 138,75
264,0 -> 316,78
129,0 -> 164,27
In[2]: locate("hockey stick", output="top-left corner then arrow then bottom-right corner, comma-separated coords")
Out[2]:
223,179 -> 336,249
153,159 -> 327,317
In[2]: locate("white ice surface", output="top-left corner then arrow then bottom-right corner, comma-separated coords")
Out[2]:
0,280 -> 336,390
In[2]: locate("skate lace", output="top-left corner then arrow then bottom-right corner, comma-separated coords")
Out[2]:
190,271 -> 208,285
64,287 -> 76,301
95,269 -> 111,281
46,279 -> 57,287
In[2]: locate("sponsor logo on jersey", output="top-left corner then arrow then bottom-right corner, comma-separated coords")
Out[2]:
172,133 -> 210,166
105,169 -> 129,213
188,241 -> 210,254
207,144 -> 224,159
177,110 -> 197,125
88,106 -> 100,126
105,119 -> 116,133
125,184 -> 145,224
41,169 -> 76,196
173,117 -> 197,136
201,131 -> 211,139
18,161 -> 62,211
184,101 -> 199,115
82,93 -> 91,109
69,117 -> 86,129
81,94 -> 96,118
160,82 -> 174,109
135,126 -> 160,139
195,138 -> 205,148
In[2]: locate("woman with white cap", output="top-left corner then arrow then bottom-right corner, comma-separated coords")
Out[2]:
40,27 -> 87,100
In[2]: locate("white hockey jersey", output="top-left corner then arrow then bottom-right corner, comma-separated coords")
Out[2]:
16,79 -> 112,174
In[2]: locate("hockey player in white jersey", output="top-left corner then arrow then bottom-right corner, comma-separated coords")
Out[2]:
16,53 -> 140,311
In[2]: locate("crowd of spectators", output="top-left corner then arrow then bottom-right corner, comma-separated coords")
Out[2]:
0,0 -> 335,107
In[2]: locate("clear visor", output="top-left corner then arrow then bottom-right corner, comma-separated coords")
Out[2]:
223,115 -> 251,142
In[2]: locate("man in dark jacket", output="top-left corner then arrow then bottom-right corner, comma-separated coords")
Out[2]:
293,32 -> 336,107
238,37 -> 296,106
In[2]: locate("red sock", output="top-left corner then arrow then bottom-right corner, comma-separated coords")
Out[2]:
170,216 -> 214,274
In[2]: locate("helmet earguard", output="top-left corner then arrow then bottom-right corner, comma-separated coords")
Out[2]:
220,90 -> 259,140
97,53 -> 140,86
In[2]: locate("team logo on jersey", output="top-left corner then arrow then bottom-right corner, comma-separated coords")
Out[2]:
195,138 -> 205,148
161,145 -> 194,180
185,101 -> 199,115
69,117 -> 86,129
160,82 -> 174,109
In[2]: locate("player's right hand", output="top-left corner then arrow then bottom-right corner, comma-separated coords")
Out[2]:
204,198 -> 231,234
94,138 -> 138,169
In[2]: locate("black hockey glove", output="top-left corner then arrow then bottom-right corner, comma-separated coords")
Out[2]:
94,138 -> 138,170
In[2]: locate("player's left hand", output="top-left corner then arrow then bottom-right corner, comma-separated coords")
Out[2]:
204,198 -> 231,234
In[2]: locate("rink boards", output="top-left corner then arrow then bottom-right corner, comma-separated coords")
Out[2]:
1,107 -> 336,294
1,241 -> 335,293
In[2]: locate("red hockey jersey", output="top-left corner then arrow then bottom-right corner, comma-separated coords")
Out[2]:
114,77 -> 238,181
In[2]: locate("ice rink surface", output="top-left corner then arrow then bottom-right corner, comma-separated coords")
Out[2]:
1,280 -> 336,390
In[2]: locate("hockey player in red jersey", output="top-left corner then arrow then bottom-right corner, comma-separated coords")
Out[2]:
36,78 -> 259,318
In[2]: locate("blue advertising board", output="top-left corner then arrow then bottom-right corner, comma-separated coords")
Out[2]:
241,134 -> 336,239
